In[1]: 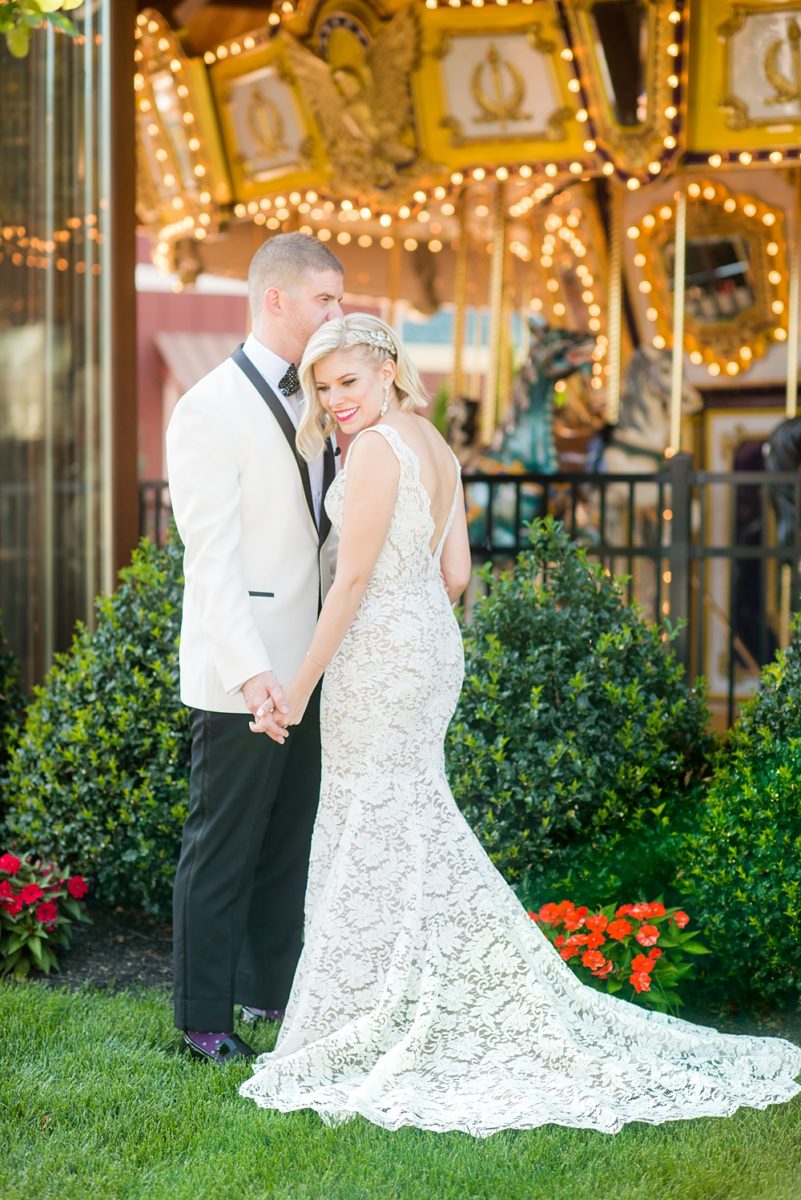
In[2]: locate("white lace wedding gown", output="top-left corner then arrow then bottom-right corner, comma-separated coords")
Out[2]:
240,424 -> 801,1136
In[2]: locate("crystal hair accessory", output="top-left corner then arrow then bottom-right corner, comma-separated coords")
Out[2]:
361,328 -> 397,357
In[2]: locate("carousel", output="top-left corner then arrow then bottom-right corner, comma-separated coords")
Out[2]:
133,0 -> 801,716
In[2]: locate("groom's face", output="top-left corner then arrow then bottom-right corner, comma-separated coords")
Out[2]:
282,268 -> 344,362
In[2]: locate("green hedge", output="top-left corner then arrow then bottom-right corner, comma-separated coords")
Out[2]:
447,518 -> 713,907
680,618 -> 801,1006
3,537 -> 188,917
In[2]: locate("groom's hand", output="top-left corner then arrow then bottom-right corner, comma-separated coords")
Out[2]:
242,671 -> 289,744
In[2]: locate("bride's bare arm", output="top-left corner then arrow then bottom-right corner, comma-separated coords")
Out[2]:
251,433 -> 399,739
440,481 -> 471,604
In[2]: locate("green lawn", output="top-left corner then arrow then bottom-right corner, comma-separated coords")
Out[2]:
3,982 -> 801,1200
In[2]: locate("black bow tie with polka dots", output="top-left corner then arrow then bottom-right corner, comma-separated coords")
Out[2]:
278,363 -> 300,396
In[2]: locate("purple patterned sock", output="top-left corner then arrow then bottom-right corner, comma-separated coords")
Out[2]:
186,1030 -> 233,1054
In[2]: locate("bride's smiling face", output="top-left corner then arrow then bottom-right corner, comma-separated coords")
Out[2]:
314,347 -> 395,432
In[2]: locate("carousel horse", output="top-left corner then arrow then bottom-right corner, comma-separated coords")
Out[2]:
464,318 -> 597,547
600,347 -> 703,615
765,414 -> 801,552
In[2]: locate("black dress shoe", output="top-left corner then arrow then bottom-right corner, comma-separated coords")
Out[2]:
183,1032 -> 256,1064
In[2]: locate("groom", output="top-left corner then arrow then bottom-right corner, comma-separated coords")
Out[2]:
166,232 -> 344,1062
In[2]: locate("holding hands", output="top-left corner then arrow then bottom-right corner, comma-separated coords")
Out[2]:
248,676 -> 312,743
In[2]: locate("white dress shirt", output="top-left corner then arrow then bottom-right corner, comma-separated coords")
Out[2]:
243,333 -> 325,526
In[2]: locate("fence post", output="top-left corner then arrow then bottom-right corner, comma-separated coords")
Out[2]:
668,452 -> 692,669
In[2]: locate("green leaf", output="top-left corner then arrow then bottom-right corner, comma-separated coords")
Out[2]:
6,22 -> 32,55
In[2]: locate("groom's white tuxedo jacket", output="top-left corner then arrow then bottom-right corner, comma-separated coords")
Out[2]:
166,341 -> 337,715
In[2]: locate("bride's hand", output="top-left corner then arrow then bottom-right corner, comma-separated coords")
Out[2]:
250,679 -> 310,741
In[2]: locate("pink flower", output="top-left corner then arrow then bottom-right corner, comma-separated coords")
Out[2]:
0,853 -> 21,875
672,911 -> 691,929
630,971 -> 652,993
630,954 -> 655,974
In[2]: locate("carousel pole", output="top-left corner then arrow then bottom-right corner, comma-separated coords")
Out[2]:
669,189 -> 688,454
779,169 -> 800,646
451,192 -> 469,400
482,178 -> 507,444
785,167 -> 800,419
605,181 -> 624,425
387,236 -> 402,331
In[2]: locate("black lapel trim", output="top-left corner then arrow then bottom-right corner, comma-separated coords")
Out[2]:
319,439 -> 335,546
231,344 -> 317,531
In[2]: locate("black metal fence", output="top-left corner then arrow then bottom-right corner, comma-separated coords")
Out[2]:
140,453 -> 801,724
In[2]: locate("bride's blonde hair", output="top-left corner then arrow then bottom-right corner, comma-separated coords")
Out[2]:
296,313 -> 428,461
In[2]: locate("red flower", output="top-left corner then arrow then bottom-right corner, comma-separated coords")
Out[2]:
607,919 -> 633,941
537,903 -> 563,924
635,924 -> 660,947
581,949 -> 607,971
67,876 -> 88,899
628,903 -> 651,920
527,910 -> 538,922
563,906 -> 589,932
35,901 -> 59,924
649,947 -> 663,960
554,935 -> 565,948
615,904 -> 633,918
629,970 -> 652,993
646,902 -> 666,918
0,853 -> 21,875
560,944 -> 581,961
672,911 -> 690,929
1,895 -> 23,916
585,931 -> 607,950
19,883 -> 44,906
631,954 -> 656,974
0,880 -> 13,899
585,914 -> 608,934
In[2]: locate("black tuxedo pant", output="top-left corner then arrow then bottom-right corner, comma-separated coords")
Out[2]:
172,687 -> 321,1031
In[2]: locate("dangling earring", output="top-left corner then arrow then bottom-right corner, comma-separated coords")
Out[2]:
379,383 -> 391,418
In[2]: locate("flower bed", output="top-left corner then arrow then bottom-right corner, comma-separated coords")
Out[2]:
530,899 -> 708,1012
0,851 -> 90,978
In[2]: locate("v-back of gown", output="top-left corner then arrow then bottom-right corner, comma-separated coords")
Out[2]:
240,423 -> 801,1136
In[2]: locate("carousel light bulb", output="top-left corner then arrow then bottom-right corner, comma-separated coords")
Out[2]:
763,212 -> 776,226
380,236 -> 394,249
639,280 -> 652,293
553,302 -> 566,316
653,335 -> 666,349
588,317 -> 601,332
739,151 -> 752,165
358,234 -> 372,247
769,270 -> 782,285
429,239 -> 443,252
646,307 -> 658,322
560,48 -> 574,62
404,237 -> 418,250
648,162 -> 662,174
726,362 -> 739,375
379,213 -> 392,227
337,232 -> 351,244
627,177 -> 640,190
450,172 -> 463,184
567,79 -> 581,93
413,190 -> 427,203
519,164 -> 533,178
497,167 -> 509,180
234,203 -> 246,218
775,327 -> 788,341
668,9 -> 681,22
667,73 -> 679,88
708,154 -> 722,168
576,109 -> 588,123
689,350 -> 703,364
723,198 -> 737,213
740,346 -> 753,361
767,241 -> 779,255
158,37 -> 170,51
569,162 -> 583,175
398,205 -> 411,219
769,151 -> 783,164
772,300 -> 785,314
268,12 -> 281,24
627,225 -> 640,239
663,135 -> 677,149
584,139 -> 597,152
743,202 -> 757,217
244,36 -> 255,50
664,105 -> 677,120
708,362 -> 721,376
472,167 -> 486,180
602,162 -> 615,176
703,185 -> 716,200
545,163 -> 558,177
667,43 -> 680,56
163,173 -> 175,187
204,50 -> 216,64
440,202 -> 455,216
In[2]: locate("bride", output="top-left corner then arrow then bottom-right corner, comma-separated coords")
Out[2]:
239,313 -> 801,1136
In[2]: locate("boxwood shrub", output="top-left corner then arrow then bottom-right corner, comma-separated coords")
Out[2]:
680,617 -> 801,1007
3,536 -> 188,917
447,517 -> 713,905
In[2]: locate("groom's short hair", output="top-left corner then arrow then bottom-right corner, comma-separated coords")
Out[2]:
248,233 -> 343,315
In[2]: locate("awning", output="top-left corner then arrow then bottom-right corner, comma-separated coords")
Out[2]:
154,331 -> 242,396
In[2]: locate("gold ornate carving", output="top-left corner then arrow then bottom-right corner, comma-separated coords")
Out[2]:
281,5 -> 421,195
246,88 -> 287,158
471,43 -> 530,128
764,17 -> 801,104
